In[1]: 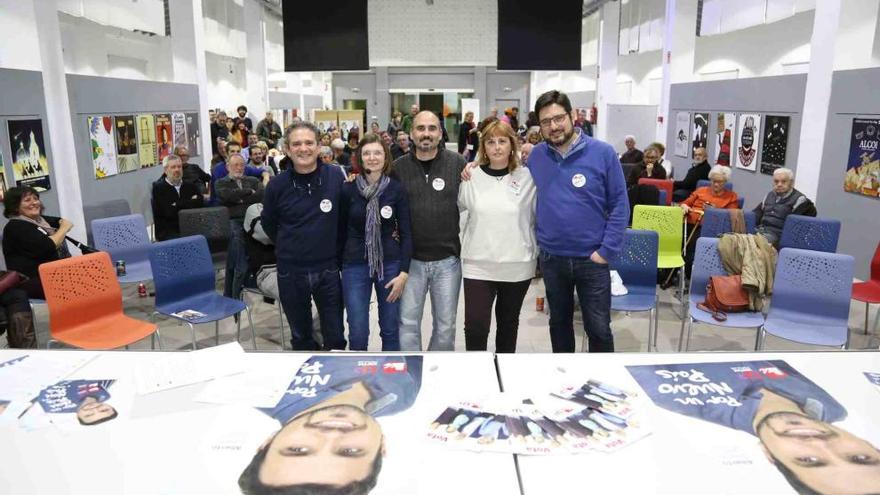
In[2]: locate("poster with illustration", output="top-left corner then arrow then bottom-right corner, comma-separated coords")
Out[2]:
171,112 -> 188,152
154,114 -> 173,165
674,111 -> 690,158
714,112 -> 736,167
6,119 -> 51,191
627,360 -> 880,495
113,115 -> 139,173
184,112 -> 201,157
692,112 -> 709,153
88,115 -> 118,179
843,118 -> 880,198
136,114 -> 157,168
760,115 -> 790,175
338,109 -> 365,143
735,113 -> 761,172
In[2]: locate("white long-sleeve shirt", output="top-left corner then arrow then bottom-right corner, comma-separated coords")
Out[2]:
458,166 -> 537,282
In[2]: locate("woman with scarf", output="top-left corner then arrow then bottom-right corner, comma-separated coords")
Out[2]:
340,133 -> 412,351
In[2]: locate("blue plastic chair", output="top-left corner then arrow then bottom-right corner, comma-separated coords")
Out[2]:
699,208 -> 757,239
758,248 -> 854,349
149,235 -> 256,350
611,229 -> 660,351
778,215 -> 841,253
678,237 -> 765,351
657,189 -> 667,206
84,199 -> 131,245
696,179 -> 734,191
91,214 -> 153,284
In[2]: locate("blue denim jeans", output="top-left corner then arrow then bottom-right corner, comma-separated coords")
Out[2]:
540,250 -> 613,353
398,256 -> 462,351
342,261 -> 402,351
277,264 -> 346,351
224,219 -> 248,300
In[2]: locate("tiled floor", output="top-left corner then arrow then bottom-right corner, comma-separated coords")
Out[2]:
10,276 -> 879,353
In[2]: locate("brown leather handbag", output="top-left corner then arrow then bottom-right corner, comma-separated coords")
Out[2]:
697,275 -> 750,322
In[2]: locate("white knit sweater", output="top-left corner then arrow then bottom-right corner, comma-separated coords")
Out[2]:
458,166 -> 537,282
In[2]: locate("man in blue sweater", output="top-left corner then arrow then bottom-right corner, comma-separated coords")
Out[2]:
529,91 -> 629,353
261,122 -> 347,350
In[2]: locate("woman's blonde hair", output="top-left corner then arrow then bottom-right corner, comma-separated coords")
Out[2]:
476,120 -> 521,172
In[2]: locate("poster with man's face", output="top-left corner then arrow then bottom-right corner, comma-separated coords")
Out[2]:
760,115 -> 790,175
843,118 -> 880,198
736,113 -> 761,172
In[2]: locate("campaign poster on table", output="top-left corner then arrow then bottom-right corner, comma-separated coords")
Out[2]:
171,112 -> 188,152
136,114 -> 157,168
6,119 -> 51,191
113,115 -> 139,173
154,114 -> 173,165
714,112 -> 736,167
88,115 -> 118,179
843,118 -> 880,198
735,113 -> 761,172
866,372 -> 880,393
692,112 -> 709,153
627,360 -> 880,495
184,112 -> 201,157
760,115 -> 790,175
673,111 -> 690,158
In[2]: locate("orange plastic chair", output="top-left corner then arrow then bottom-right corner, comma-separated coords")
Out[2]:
38,251 -> 161,349
638,178 -> 674,205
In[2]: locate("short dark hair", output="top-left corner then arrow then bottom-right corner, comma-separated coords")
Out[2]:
534,90 -> 573,117
237,105 -> 248,113
769,455 -> 822,495
358,133 -> 393,175
284,122 -> 321,144
4,186 -> 41,218
238,438 -> 383,495
226,141 -> 242,153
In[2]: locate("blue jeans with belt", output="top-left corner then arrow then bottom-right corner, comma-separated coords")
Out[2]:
277,263 -> 346,351
540,250 -> 614,353
342,261 -> 402,351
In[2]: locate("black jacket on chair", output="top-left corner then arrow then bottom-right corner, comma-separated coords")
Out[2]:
152,179 -> 204,241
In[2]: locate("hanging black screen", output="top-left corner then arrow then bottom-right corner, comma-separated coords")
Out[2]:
497,0 -> 583,70
282,0 -> 369,71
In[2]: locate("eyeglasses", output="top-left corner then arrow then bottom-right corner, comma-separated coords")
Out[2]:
539,113 -> 569,129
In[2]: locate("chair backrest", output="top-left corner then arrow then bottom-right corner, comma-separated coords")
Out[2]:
743,210 -> 757,234
632,205 -> 683,256
149,235 -> 217,307
689,237 -> 727,300
699,208 -> 730,239
83,199 -> 132,244
638,178 -> 673,205
773,247 -> 854,322
91,214 -> 151,264
611,229 -> 658,296
38,252 -> 123,336
657,189 -> 667,206
696,179 -> 734,191
178,206 -> 230,253
778,215 -> 841,253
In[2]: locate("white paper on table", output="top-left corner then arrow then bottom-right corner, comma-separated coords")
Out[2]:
134,342 -> 247,395
193,362 -> 293,408
0,353 -> 96,402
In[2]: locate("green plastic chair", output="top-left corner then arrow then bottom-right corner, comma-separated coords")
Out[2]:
632,205 -> 685,270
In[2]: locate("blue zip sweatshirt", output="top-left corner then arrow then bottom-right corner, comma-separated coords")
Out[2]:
261,163 -> 346,270
528,130 -> 629,261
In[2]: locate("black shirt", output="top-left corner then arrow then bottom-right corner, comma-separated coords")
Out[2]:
2,216 -> 63,279
480,165 -> 509,177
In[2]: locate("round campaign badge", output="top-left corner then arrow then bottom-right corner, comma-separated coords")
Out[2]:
380,205 -> 393,219
320,199 -> 333,213
571,173 -> 586,188
432,178 -> 446,191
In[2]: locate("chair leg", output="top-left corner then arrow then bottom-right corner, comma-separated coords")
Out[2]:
755,327 -> 766,351
647,308 -> 655,352
677,304 -> 690,352
215,320 -> 220,346
278,304 -> 286,351
245,305 -> 257,350
866,302 -> 870,335
653,296 -> 660,352
154,330 -> 164,350
684,319 -> 694,352
188,322 -> 197,350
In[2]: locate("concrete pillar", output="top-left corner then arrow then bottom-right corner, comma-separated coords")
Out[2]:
243,0 -> 269,119
375,66 -> 390,127
595,0 -> 620,141
656,0 -> 698,142
474,66 -> 488,118
32,0 -> 87,243
795,0 -> 843,201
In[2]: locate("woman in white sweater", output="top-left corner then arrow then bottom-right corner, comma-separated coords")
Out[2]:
458,120 -> 537,352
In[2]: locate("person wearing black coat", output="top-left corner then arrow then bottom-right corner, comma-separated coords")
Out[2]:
673,147 -> 712,202
152,155 -> 205,241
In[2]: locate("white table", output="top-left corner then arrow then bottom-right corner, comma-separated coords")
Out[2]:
0,350 -> 521,495
497,351 -> 880,495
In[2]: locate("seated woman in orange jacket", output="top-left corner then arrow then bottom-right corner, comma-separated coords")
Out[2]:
679,165 -> 738,278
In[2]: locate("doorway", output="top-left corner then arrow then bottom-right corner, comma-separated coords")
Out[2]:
343,99 -> 367,112
390,91 -> 474,146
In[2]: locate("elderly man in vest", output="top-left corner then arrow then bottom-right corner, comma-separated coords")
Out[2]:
752,167 -> 816,247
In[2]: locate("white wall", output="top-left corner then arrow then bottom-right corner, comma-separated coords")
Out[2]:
205,52 -> 246,111
530,68 -> 597,109
202,0 -> 246,58
57,0 -> 165,35
616,50 -> 663,104
0,0 -> 42,70
834,0 -> 880,70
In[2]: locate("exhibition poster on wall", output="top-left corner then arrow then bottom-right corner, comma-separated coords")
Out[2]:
673,112 -> 690,158
692,112 -> 709,153
714,112 -> 736,167
338,109 -> 365,142
154,114 -> 173,165
735,113 -> 761,172
0,150 -> 6,201
88,115 -> 118,179
113,115 -> 139,173
7,119 -> 51,191
843,118 -> 880,198
136,114 -> 157,168
171,113 -> 188,152
314,110 -> 338,136
184,113 -> 201,157
760,115 -> 790,175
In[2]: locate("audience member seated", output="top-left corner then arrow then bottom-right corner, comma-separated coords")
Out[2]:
211,142 -> 269,204
2,186 -> 74,300
673,147 -> 711,202
331,138 -> 351,167
211,137 -> 229,167
216,154 -> 264,300
240,133 -> 259,162
627,145 -> 667,187
574,108 -> 594,137
649,142 -> 670,178
392,130 -> 410,160
525,126 -> 542,145
235,104 -> 253,131
753,167 -> 817,247
247,144 -> 277,177
152,155 -> 205,241
619,135 -> 644,164
176,146 -> 211,200
679,165 -> 739,278
256,111 -> 282,149
210,111 -> 230,155
229,119 -> 248,146
319,146 -> 349,178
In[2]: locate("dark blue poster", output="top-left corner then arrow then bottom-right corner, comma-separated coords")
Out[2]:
843,118 -> 880,198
